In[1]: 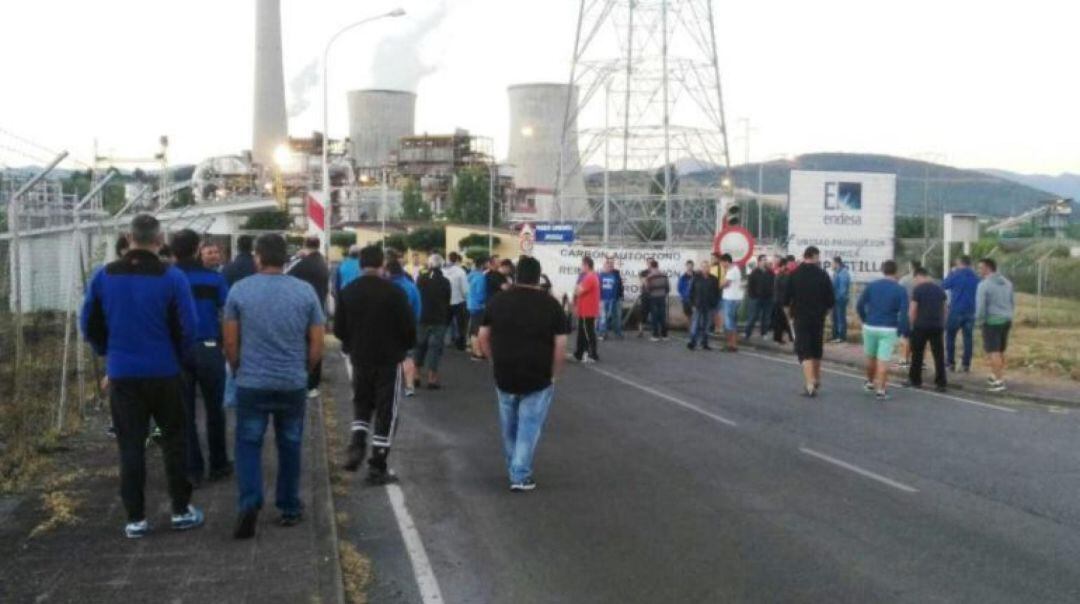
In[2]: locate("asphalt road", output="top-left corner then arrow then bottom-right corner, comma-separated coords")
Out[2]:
332,336 -> 1080,603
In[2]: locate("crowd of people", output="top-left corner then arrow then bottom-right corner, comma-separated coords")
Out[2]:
81,212 -> 1016,540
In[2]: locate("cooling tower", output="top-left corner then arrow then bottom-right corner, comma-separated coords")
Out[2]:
507,83 -> 587,214
252,0 -> 288,167
348,89 -> 417,171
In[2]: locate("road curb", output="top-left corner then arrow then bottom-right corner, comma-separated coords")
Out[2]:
312,393 -> 347,604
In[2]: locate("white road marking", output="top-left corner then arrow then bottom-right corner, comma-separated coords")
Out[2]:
588,365 -> 738,427
799,447 -> 919,494
387,483 -> 445,603
344,353 -> 444,602
734,349 -> 1017,414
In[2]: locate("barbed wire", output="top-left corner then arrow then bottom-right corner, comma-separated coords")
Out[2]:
0,126 -> 92,169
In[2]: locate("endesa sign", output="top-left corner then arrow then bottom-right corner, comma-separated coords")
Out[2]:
787,170 -> 896,282
534,224 -> 576,243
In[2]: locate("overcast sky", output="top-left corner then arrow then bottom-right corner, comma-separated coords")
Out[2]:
1,0 -> 1076,174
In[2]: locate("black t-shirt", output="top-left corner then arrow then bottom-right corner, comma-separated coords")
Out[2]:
482,286 -> 570,394
911,281 -> 947,329
784,263 -> 835,323
485,271 -> 507,300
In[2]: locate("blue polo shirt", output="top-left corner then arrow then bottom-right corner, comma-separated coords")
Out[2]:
467,269 -> 487,312
176,260 -> 229,342
942,266 -> 979,315
81,250 -> 198,379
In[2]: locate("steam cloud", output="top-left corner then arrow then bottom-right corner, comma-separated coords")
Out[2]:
287,59 -> 320,118
370,0 -> 449,92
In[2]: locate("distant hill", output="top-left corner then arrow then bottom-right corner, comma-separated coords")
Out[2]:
981,169 -> 1080,202
692,153 -> 1062,218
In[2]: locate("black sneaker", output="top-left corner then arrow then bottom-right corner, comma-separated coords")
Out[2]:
279,511 -> 303,527
234,509 -> 258,539
366,466 -> 398,486
510,479 -> 537,492
208,463 -> 234,482
934,384 -> 948,393
687,342 -> 696,351
344,436 -> 367,473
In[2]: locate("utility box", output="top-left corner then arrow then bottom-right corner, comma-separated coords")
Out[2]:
944,213 -> 979,272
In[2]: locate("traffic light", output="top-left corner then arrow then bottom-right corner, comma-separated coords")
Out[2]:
723,203 -> 741,227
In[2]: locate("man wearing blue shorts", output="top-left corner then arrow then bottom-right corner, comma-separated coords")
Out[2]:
856,260 -> 909,400
718,254 -> 743,352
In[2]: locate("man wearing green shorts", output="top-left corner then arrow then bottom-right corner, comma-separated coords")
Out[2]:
856,260 -> 910,400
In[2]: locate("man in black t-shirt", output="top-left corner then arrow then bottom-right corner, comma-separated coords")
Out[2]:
907,267 -> 948,391
783,246 -> 835,397
478,256 -> 569,492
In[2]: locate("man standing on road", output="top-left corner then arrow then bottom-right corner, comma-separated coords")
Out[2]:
644,259 -> 671,341
82,214 -> 204,539
783,246 -> 835,397
467,255 -> 489,360
224,234 -> 325,539
443,252 -> 470,351
287,236 -> 330,398
677,260 -> 695,325
598,257 -> 624,340
830,256 -> 852,343
478,256 -> 569,492
772,256 -> 795,344
719,254 -> 743,352
335,245 -> 417,483
334,245 -> 362,302
222,234 -> 256,287
171,229 -> 232,489
388,255 -> 422,397
743,255 -> 774,341
942,255 -> 979,373
907,267 -> 949,392
856,260 -> 910,401
976,258 -> 1015,393
687,262 -> 720,351
574,256 -> 601,363
416,254 -> 452,389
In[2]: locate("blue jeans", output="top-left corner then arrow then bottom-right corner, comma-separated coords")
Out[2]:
688,308 -> 712,348
832,297 -> 849,341
497,385 -> 555,484
743,298 -> 773,338
235,387 -> 306,515
946,311 -> 975,369
600,298 -> 623,337
416,324 -> 448,373
649,297 -> 668,338
722,299 -> 741,332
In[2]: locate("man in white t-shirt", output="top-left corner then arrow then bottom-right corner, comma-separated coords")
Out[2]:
719,253 -> 743,352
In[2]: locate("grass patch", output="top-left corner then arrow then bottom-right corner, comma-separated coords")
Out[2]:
29,490 -> 81,538
339,541 -> 374,604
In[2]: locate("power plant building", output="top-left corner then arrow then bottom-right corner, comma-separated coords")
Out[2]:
348,89 -> 416,176
252,0 -> 289,168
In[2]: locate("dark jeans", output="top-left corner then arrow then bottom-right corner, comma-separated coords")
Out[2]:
575,317 -> 599,360
909,327 -> 947,388
832,297 -> 849,341
649,297 -> 668,338
688,307 -> 712,348
110,376 -> 192,522
235,387 -> 306,515
351,362 -> 402,468
182,343 -> 229,479
946,311 -> 975,369
416,324 -> 448,373
772,302 -> 793,343
449,303 -> 467,350
743,298 -> 773,338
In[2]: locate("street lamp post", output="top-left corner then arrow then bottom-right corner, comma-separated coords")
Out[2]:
321,8 -> 405,258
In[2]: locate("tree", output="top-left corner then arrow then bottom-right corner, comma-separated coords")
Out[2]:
405,227 -> 445,252
242,210 -> 292,230
458,233 -> 501,249
446,167 -> 496,225
400,179 -> 432,221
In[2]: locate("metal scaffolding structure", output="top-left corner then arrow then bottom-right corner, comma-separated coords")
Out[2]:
558,0 -> 733,243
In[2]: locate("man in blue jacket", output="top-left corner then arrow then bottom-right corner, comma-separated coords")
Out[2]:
467,256 -> 489,360
856,260 -> 910,401
941,255 -> 980,372
677,260 -> 695,323
81,214 -> 204,539
598,257 -> 624,339
830,256 -> 852,342
388,254 -> 422,397
171,229 -> 232,488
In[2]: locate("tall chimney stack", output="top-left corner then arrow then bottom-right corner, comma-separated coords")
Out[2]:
253,0 -> 288,167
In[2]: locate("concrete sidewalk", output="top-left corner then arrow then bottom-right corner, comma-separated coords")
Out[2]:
0,397 -> 344,603
732,331 -> 1079,407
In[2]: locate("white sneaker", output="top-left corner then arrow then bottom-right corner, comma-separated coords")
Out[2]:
582,357 -> 596,365
863,381 -> 875,392
404,388 -> 416,398
307,388 -> 320,399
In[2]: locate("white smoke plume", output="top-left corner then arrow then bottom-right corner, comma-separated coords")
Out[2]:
287,59 -> 321,118
370,0 -> 449,92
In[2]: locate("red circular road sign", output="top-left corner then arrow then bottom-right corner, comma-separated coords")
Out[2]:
713,225 -> 756,266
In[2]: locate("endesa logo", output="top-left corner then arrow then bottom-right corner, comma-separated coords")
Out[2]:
823,181 -> 863,226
